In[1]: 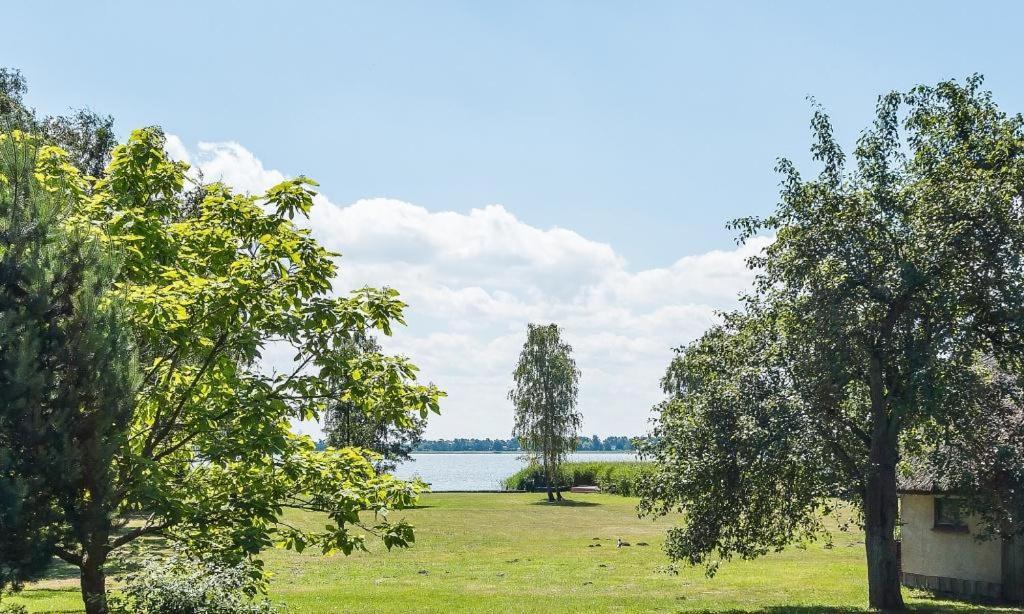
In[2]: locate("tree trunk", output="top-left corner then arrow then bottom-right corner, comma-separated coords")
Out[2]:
544,459 -> 555,502
80,555 -> 108,614
864,434 -> 904,610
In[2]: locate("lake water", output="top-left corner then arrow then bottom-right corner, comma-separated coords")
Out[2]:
393,452 -> 637,491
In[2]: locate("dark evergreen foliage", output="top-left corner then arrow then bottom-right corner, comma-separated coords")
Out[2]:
0,113 -> 137,601
409,435 -> 636,452
322,336 -> 426,472
0,68 -> 116,181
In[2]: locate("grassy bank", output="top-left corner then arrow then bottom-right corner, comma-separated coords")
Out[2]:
9,493 -> 1011,613
502,461 -> 654,496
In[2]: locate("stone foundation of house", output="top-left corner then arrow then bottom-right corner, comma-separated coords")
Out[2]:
901,571 -> 1002,600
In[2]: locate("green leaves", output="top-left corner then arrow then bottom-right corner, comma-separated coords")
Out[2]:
639,314 -> 835,575
0,127 -> 138,592
381,520 -> 416,550
264,176 -> 318,219
2,124 -> 445,588
643,76 -> 1024,591
509,323 -> 582,492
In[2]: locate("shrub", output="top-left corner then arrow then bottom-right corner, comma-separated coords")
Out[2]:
109,553 -> 281,614
502,461 -> 654,496
0,603 -> 27,614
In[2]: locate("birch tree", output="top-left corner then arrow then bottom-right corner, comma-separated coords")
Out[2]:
510,324 -> 582,502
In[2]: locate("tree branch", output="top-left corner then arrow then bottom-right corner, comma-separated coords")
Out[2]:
110,522 -> 168,550
53,546 -> 83,567
144,329 -> 231,458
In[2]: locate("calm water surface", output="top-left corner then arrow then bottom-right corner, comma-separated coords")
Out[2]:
393,452 -> 637,491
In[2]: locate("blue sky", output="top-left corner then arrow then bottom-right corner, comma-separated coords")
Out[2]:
6,2 -> 1024,437
10,1 -> 1024,266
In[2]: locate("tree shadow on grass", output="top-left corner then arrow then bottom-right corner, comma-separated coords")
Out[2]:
8,587 -> 81,612
33,559 -> 80,581
33,531 -> 172,585
527,499 -> 601,507
689,605 -> 1017,613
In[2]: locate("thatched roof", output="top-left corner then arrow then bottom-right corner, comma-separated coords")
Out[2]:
898,356 -> 1021,495
897,455 -> 951,494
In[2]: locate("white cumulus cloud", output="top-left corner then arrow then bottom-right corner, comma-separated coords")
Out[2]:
167,136 -> 767,439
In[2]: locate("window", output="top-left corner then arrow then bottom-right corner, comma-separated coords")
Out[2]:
933,498 -> 967,532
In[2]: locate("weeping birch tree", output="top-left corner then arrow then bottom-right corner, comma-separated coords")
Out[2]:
509,324 -> 582,502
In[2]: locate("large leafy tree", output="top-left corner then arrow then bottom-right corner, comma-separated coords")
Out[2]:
640,76 -> 1024,610
0,121 -> 443,613
509,323 -> 582,502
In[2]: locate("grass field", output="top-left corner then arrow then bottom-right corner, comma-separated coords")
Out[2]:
8,493 -> 1020,613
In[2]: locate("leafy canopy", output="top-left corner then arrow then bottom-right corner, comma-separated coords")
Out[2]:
510,323 -> 582,497
640,76 -> 1024,606
11,124 -> 444,577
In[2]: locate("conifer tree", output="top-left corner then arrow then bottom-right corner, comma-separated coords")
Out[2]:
0,126 -> 136,612
323,335 -> 427,472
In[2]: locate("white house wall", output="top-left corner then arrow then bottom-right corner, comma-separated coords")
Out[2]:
900,494 -> 1002,584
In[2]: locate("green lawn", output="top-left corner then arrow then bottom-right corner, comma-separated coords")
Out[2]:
9,493 -> 1019,613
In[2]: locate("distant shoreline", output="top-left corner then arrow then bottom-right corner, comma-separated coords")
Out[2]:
410,450 -> 636,455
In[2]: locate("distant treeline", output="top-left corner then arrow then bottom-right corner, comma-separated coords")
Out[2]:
413,435 -> 638,452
